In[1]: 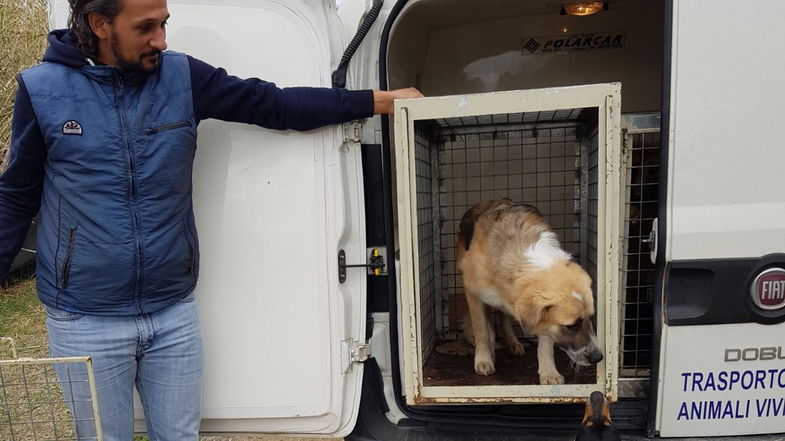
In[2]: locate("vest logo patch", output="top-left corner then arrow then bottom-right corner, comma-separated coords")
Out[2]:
62,120 -> 83,135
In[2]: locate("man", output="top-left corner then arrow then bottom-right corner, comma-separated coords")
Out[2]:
0,0 -> 422,439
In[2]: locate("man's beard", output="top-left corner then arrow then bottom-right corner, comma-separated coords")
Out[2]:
110,31 -> 161,74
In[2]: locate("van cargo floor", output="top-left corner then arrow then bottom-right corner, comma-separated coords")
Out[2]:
423,340 -> 597,386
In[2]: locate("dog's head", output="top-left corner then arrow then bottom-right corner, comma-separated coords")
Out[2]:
512,261 -> 603,366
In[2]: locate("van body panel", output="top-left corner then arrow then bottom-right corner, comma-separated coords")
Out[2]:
657,323 -> 785,437
665,1 -> 785,262
656,1 -> 785,437
165,1 -> 366,435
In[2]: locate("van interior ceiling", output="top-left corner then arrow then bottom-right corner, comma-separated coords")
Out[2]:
387,0 -> 662,112
385,0 -> 663,401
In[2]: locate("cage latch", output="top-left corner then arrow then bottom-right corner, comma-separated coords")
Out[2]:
338,248 -> 387,283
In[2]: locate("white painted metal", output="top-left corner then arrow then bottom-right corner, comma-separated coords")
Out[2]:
369,312 -> 409,424
46,0 -> 68,28
664,0 -> 785,262
394,84 -> 621,404
656,1 -> 785,437
167,1 -> 365,435
657,323 -> 785,437
47,0 -> 366,437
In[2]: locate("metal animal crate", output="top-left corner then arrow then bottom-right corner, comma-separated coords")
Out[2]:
0,338 -> 102,441
394,84 -> 622,404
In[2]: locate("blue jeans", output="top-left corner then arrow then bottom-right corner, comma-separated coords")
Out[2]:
46,293 -> 203,441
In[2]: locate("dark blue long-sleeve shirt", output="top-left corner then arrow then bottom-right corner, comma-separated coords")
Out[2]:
0,29 -> 373,283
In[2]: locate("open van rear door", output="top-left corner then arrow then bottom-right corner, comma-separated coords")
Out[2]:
655,1 -> 785,437
47,0 -> 367,437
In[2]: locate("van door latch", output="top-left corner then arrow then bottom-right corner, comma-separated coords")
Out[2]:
338,247 -> 387,283
641,217 -> 658,264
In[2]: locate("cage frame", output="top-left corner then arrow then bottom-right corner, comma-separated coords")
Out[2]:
616,112 -> 661,398
0,350 -> 103,441
394,83 -> 622,404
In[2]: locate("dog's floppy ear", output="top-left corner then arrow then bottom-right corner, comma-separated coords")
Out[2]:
514,288 -> 555,330
458,210 -> 477,250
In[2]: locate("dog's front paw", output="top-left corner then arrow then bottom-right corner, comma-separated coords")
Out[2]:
475,360 -> 496,376
474,346 -> 496,375
508,340 -> 525,356
539,370 -> 565,385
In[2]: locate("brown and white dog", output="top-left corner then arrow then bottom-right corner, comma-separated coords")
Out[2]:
456,199 -> 603,384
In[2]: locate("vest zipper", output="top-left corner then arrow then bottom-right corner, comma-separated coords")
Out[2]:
146,120 -> 191,134
60,227 -> 77,289
117,75 -> 145,311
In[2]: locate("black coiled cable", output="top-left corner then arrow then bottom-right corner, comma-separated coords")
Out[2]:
332,0 -> 384,88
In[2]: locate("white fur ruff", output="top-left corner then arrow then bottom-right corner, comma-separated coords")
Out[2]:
523,231 -> 572,269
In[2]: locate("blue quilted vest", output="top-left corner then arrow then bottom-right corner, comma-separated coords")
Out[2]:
21,52 -> 200,315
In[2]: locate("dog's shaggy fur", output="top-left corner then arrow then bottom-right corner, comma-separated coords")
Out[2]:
457,199 -> 603,384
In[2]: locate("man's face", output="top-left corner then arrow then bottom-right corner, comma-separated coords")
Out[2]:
106,0 -> 169,73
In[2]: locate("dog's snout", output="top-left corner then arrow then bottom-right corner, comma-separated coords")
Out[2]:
588,349 -> 603,364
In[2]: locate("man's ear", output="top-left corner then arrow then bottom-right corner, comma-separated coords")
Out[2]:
87,13 -> 112,41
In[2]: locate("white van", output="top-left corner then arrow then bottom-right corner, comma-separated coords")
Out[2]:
46,0 -> 785,439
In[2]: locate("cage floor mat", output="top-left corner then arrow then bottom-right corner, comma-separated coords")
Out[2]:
423,339 -> 597,386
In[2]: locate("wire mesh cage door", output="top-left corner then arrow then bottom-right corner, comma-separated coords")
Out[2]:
618,113 -> 661,398
395,84 -> 622,405
429,122 -> 592,341
417,116 -> 602,390
0,349 -> 103,441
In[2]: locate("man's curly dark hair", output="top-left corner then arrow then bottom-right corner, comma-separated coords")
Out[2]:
68,0 -> 123,59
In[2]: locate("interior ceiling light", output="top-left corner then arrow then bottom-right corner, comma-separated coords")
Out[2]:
560,2 -> 608,16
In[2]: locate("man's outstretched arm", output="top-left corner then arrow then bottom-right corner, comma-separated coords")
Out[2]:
188,56 -> 422,129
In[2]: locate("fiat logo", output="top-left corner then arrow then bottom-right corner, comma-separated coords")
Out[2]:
751,268 -> 785,310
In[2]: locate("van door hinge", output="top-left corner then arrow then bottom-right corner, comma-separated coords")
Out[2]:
338,247 -> 387,283
343,338 -> 369,373
351,339 -> 369,363
341,121 -> 362,152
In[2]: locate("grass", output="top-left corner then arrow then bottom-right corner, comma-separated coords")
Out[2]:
0,276 -> 42,349
0,0 -> 48,171
0,276 -> 78,440
0,277 -> 334,440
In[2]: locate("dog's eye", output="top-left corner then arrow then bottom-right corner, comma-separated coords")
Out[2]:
566,319 -> 583,332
